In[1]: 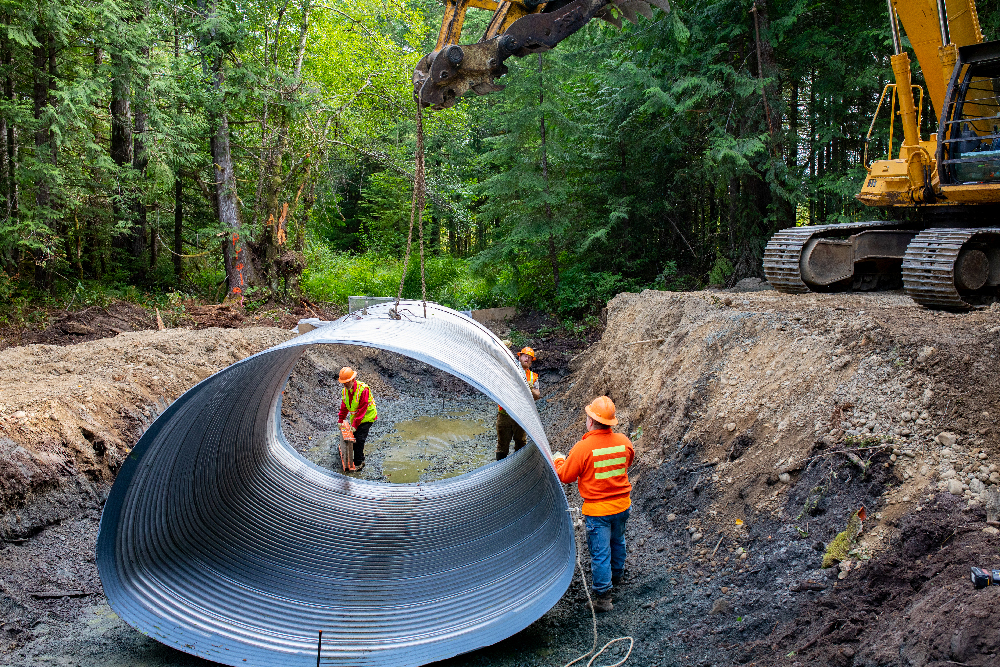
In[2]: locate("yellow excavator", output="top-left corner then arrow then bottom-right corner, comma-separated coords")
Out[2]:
413,0 -> 669,109
414,0 -> 998,309
764,0 -> 1000,309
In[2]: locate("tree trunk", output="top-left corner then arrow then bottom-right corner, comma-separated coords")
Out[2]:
134,0 -> 150,266
32,31 -> 49,211
172,10 -> 183,279
174,177 -> 183,277
538,54 -> 559,299
788,78 -> 798,170
751,2 -> 781,148
109,46 -> 132,247
3,39 -> 15,232
0,32 -> 9,273
199,0 -> 253,302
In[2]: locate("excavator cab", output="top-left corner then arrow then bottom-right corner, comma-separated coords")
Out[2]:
939,42 -> 1000,186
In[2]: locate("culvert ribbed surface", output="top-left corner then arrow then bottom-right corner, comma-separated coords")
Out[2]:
96,301 -> 575,667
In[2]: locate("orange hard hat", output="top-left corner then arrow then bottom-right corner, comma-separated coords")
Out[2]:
519,347 -> 536,359
585,396 -> 618,426
338,367 -> 357,383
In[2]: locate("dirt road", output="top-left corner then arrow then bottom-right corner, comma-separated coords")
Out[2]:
2,290 -> 999,667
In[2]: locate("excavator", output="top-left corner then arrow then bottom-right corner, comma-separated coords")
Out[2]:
414,0 -> 1000,310
763,0 -> 1000,310
413,0 -> 669,110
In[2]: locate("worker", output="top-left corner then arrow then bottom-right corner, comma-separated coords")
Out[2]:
496,347 -> 540,460
337,366 -> 377,472
552,396 -> 633,613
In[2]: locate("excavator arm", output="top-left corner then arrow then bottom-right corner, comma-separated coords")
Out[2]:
414,0 -> 669,109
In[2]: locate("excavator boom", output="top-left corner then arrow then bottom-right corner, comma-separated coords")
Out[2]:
414,0 -> 668,109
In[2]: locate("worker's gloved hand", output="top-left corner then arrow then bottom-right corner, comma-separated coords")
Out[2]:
552,452 -> 566,461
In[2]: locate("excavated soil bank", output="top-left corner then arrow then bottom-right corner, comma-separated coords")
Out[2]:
2,290 -> 999,667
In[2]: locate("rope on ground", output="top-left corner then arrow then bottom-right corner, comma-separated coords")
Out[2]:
563,508 -> 634,667
394,102 -> 428,319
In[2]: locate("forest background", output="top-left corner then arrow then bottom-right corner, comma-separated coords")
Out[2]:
0,0 -> 997,324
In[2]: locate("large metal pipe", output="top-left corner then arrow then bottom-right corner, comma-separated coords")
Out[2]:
97,301 -> 575,667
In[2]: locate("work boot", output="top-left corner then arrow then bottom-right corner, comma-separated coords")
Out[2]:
591,591 -> 613,613
354,460 -> 366,472
611,570 -> 626,587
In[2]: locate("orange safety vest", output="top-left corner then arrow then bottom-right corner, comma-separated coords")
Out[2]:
498,368 -> 538,412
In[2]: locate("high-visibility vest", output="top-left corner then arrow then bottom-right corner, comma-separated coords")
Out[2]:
499,369 -> 538,412
343,381 -> 377,423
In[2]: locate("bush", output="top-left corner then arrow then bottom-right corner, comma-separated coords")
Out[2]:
301,241 -> 501,311
708,256 -> 734,286
556,266 -> 633,318
0,270 -> 13,302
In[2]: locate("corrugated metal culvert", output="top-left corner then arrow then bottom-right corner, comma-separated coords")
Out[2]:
97,301 -> 575,667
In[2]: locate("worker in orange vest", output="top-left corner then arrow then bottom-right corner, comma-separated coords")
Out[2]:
552,396 -> 634,613
338,367 -> 377,472
496,347 -> 540,460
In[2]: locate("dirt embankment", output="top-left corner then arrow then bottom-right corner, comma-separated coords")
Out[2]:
0,327 -> 295,541
549,289 -> 1000,667
2,291 -> 1000,667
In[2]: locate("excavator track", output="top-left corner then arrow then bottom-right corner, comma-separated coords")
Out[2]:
901,228 -> 1000,310
763,221 -> 904,294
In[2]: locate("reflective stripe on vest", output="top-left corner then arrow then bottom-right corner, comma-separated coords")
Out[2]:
592,444 -> 628,479
343,381 -> 377,423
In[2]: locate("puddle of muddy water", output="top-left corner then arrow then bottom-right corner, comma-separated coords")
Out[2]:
377,414 -> 489,483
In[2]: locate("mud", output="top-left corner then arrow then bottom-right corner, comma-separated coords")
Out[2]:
3,289 -> 1000,667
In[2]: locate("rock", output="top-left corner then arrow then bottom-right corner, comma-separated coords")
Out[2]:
935,432 -> 958,447
667,513 -> 677,522
991,472 -> 1000,484
12,410 -> 26,419
724,423 -> 737,432
691,532 -> 703,543
709,598 -> 731,614
921,388 -> 934,405
778,472 -> 791,484
900,411 -> 912,422
733,277 -> 771,292
984,526 -> 1000,536
790,580 -> 827,592
832,356 -> 851,370
949,479 -> 964,495
61,321 -> 96,335
971,479 -> 986,495
942,469 -> 956,479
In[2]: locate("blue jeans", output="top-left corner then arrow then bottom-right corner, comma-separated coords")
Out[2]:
585,508 -> 629,595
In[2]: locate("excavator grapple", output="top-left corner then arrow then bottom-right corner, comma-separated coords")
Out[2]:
414,0 -> 669,109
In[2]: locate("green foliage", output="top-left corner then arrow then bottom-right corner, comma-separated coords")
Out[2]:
708,256 -> 735,287
556,266 -> 634,318
822,509 -> 864,569
300,242 -> 494,310
0,270 -> 13,302
0,0 -> 961,319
